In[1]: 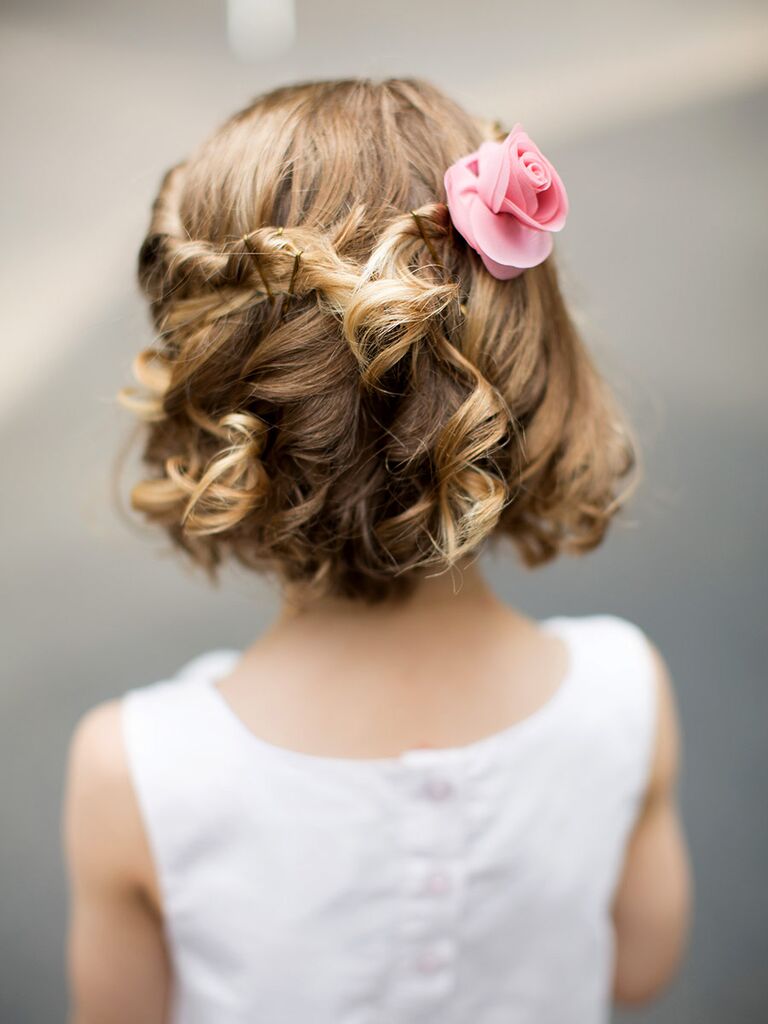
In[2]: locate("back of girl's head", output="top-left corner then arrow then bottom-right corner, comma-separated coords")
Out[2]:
119,77 -> 637,604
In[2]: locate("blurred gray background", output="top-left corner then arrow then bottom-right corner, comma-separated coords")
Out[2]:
1,1 -> 766,1021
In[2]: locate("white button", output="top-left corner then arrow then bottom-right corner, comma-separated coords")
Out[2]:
424,870 -> 452,895
414,946 -> 448,974
423,776 -> 454,801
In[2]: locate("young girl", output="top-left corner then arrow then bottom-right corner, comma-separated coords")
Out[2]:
63,78 -> 691,1024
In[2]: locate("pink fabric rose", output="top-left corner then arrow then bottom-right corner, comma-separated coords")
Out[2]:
444,124 -> 568,280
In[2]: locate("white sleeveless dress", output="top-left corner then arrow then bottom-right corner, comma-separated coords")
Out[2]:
121,613 -> 657,1024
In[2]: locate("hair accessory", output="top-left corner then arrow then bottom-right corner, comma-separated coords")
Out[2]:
242,234 -> 274,299
410,210 -> 467,320
288,248 -> 303,296
281,247 -> 303,321
410,210 -> 441,268
444,124 -> 568,280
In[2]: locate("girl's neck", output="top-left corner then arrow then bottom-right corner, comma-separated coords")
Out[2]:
269,559 -> 522,646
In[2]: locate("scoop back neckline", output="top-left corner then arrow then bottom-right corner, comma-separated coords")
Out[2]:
192,615 -> 580,770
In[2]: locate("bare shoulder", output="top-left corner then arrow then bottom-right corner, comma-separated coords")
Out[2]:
66,700 -> 132,816
67,700 -> 126,785
64,700 -> 155,898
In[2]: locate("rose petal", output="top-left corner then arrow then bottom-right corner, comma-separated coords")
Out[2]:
444,161 -> 481,249
539,164 -> 569,230
478,252 -> 526,280
488,141 -> 513,213
521,154 -> 551,191
472,141 -> 507,214
497,194 -> 548,231
468,197 -> 553,269
509,131 -> 544,214
508,129 -> 568,228
497,135 -> 538,214
532,183 -> 558,224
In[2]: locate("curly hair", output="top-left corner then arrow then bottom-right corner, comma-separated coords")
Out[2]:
117,77 -> 638,604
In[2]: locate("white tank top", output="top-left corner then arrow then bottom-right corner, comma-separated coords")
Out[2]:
121,613 -> 657,1024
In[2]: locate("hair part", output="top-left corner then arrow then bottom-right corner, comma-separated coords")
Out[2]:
117,77 -> 639,604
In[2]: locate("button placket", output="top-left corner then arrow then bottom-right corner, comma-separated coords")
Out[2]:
390,753 -> 468,1012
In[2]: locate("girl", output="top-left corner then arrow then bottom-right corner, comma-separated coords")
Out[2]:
63,78 -> 691,1024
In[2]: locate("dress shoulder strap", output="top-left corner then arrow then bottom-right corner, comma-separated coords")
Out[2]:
565,613 -> 660,809
120,649 -> 242,913
121,649 -> 240,771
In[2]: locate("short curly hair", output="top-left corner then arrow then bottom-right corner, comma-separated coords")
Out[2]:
117,77 -> 638,604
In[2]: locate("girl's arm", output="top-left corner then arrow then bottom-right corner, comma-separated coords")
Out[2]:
612,642 -> 693,1005
63,701 -> 171,1024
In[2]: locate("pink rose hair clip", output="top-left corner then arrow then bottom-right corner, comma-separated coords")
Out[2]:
444,124 -> 568,280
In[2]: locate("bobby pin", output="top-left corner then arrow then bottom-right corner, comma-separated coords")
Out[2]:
242,234 -> 273,300
411,211 -> 467,321
410,211 -> 442,269
282,248 -> 303,321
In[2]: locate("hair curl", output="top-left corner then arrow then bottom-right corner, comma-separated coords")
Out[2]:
117,78 -> 638,604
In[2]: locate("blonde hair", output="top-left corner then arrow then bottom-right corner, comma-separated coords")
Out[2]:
118,78 -> 638,603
